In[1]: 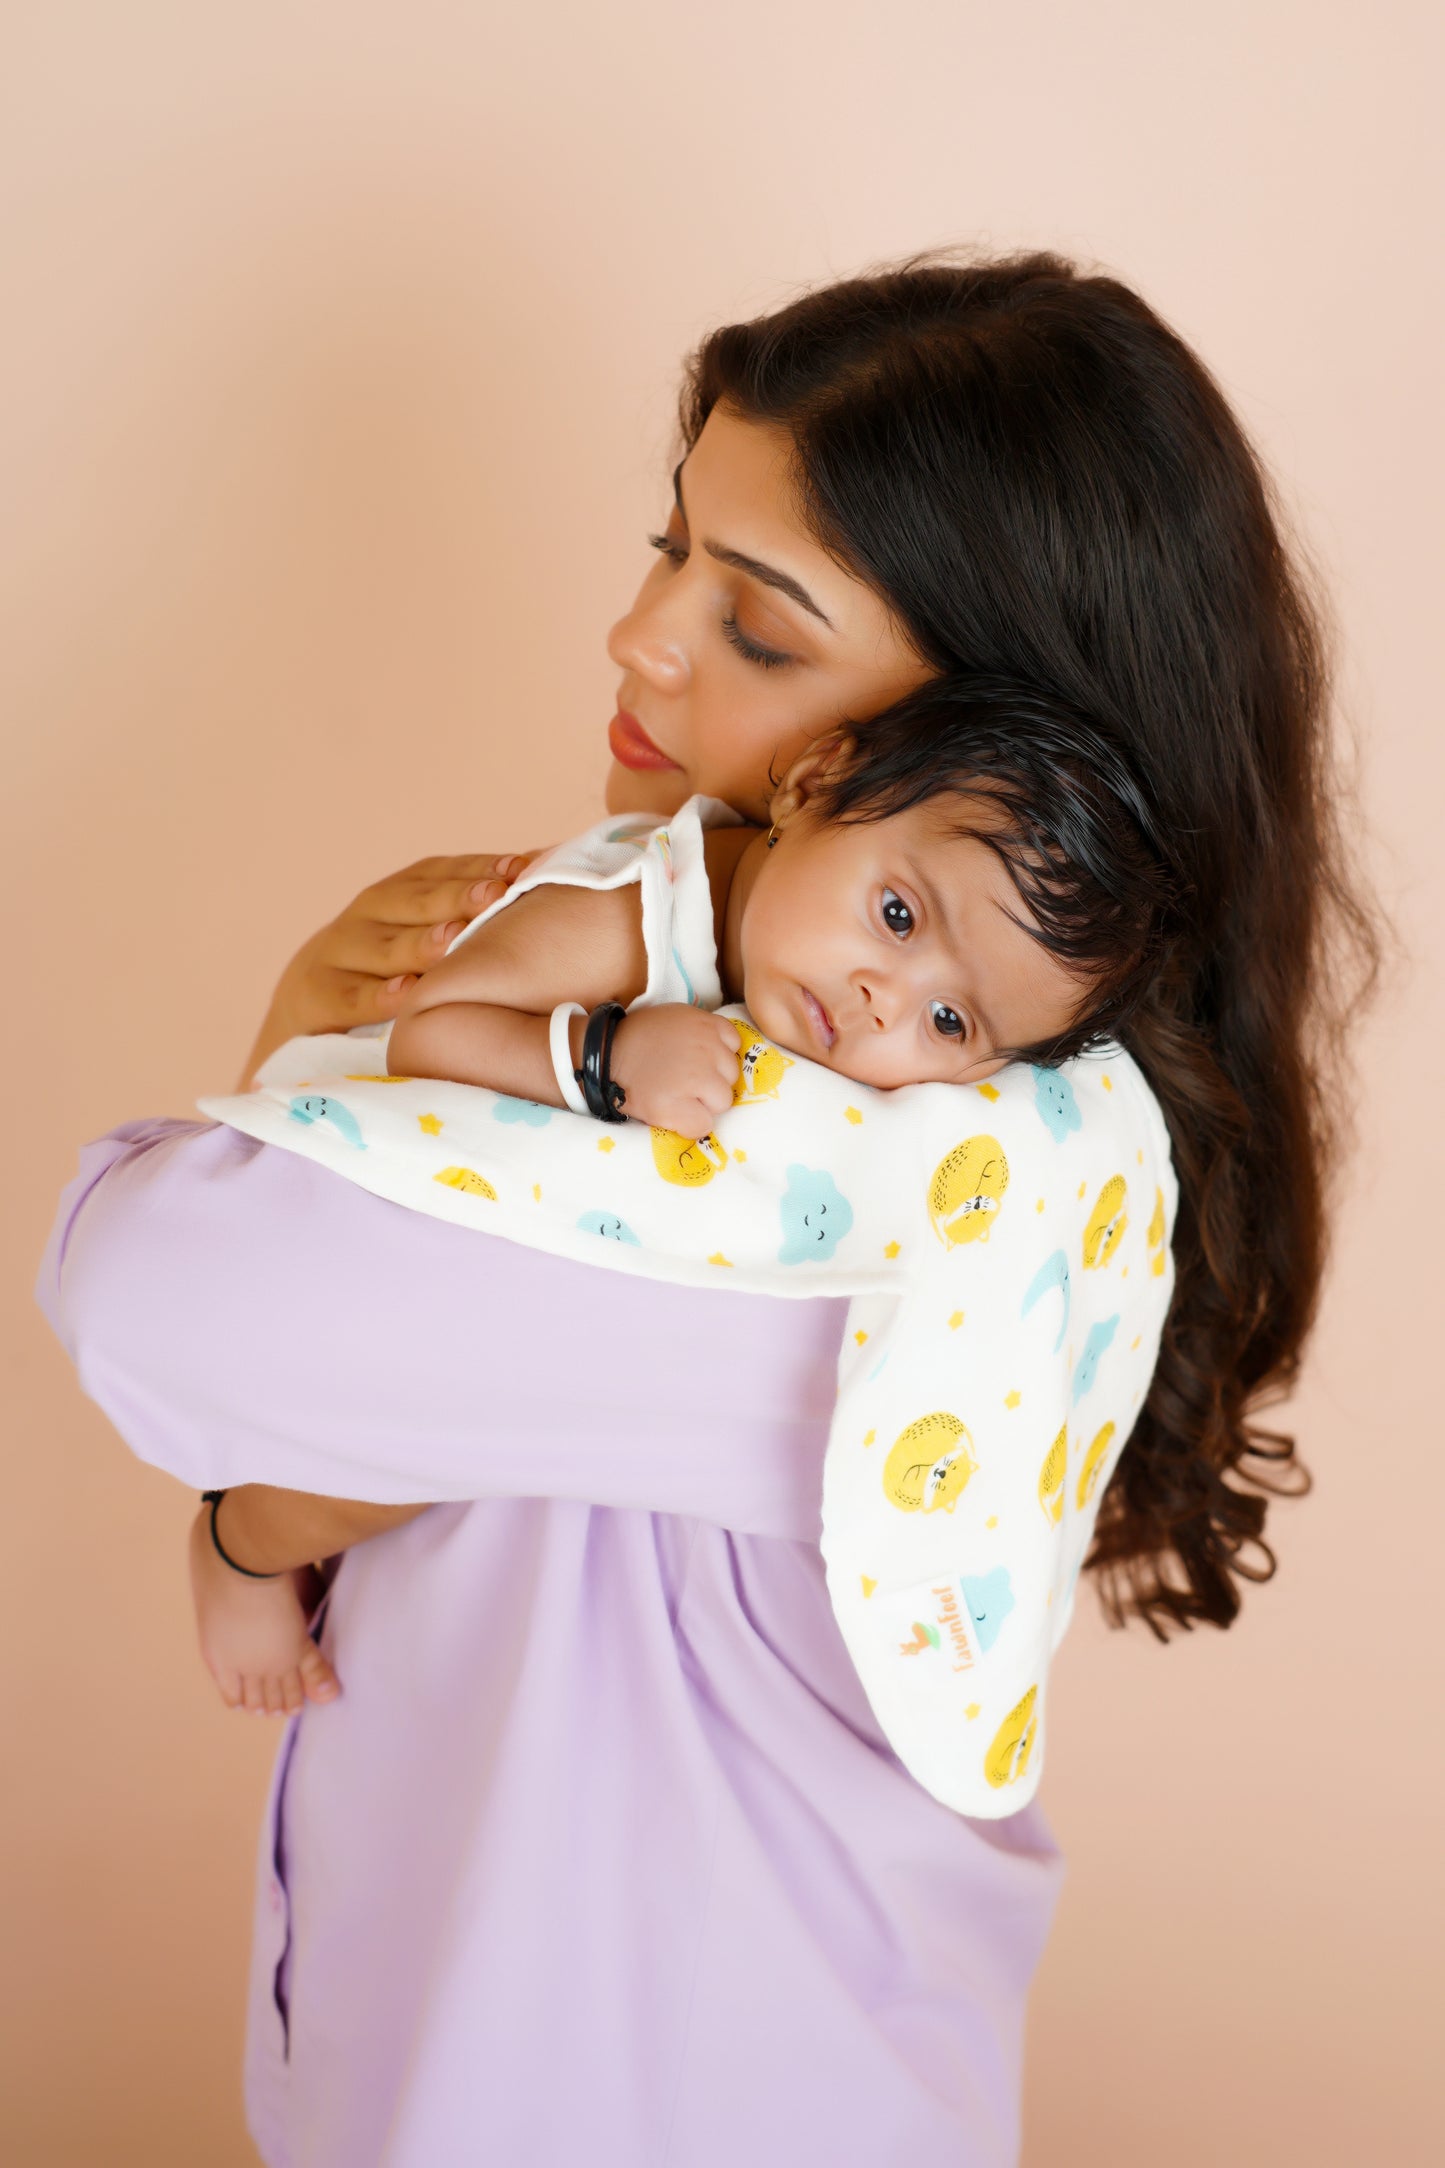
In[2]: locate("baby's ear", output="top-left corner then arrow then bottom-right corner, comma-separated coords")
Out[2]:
770,730 -> 855,828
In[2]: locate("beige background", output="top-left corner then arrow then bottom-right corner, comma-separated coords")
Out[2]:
4,4 -> 1439,2161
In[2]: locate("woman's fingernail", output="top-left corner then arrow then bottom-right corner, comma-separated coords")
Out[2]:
385,975 -> 408,993
436,920 -> 465,945
468,880 -> 497,905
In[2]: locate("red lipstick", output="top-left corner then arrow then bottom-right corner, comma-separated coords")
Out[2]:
608,710 -> 681,773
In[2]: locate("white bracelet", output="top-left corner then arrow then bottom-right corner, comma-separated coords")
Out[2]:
549,1003 -> 589,1115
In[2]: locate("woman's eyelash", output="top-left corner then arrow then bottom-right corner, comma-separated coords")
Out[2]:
647,531 -> 688,566
721,614 -> 791,670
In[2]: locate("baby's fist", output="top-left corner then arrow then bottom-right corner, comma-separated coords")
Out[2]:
611,1006 -> 740,1139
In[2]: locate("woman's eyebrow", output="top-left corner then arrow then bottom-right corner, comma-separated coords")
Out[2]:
673,460 -> 834,629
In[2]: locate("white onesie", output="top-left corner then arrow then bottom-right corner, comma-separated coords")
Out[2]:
448,792 -> 744,1009
201,796 -> 1176,1818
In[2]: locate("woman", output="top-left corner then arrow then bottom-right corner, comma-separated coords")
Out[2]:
40,254 -> 1373,2166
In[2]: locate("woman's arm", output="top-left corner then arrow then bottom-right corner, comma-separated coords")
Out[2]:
238,851 -> 536,1088
209,1485 -> 427,1574
38,1118 -> 844,1526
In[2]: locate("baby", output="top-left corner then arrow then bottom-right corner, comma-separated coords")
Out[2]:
194,674 -> 1167,1708
387,677 -> 1161,1125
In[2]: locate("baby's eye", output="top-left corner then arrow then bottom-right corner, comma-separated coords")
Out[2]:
881,889 -> 914,937
930,1001 -> 966,1041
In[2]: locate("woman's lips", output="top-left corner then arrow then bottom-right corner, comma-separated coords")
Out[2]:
800,987 -> 836,1053
608,710 -> 682,772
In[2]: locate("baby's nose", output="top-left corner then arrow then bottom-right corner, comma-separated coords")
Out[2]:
856,975 -> 893,1030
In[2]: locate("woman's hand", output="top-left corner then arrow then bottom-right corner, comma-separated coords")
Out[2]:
239,851 -> 541,1086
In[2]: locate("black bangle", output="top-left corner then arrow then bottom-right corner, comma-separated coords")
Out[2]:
576,1001 -> 629,1123
201,1489 -> 281,1580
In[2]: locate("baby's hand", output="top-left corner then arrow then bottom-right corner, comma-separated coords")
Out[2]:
611,1006 -> 740,1140
188,1507 -> 340,1716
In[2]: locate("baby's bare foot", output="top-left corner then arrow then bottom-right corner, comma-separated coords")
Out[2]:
189,1511 -> 342,1715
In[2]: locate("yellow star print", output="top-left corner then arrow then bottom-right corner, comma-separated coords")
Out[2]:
417,1113 -> 443,1136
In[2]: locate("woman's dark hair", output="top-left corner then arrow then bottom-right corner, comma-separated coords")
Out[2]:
683,253 -> 1379,1636
818,673 -> 1180,1063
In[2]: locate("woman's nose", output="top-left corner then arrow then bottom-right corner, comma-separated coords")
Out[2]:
606,593 -> 690,693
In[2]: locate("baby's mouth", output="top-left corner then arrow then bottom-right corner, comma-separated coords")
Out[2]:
800,987 -> 837,1053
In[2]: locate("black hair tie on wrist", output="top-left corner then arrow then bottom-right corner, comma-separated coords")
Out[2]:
201,1489 -> 281,1580
576,1002 -> 629,1123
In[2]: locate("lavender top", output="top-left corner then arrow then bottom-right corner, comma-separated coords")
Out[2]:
40,1119 -> 1062,2167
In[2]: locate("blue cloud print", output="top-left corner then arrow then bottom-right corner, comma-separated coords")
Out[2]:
493,1096 -> 552,1127
1032,1065 -> 1082,1141
960,1567 -> 1016,1653
778,1164 -> 854,1266
576,1210 -> 640,1245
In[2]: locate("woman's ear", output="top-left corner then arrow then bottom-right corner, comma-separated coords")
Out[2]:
769,731 -> 854,833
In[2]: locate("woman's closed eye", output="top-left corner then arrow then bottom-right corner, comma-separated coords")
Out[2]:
720,614 -> 791,670
646,531 -> 795,672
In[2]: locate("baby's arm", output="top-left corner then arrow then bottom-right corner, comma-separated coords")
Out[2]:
387,883 -> 739,1137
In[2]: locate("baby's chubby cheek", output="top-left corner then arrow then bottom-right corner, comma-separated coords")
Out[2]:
735,964 -> 799,1056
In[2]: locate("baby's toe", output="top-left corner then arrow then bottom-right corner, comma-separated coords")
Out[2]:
299,1643 -> 340,1702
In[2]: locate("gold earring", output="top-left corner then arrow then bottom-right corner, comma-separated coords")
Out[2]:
766,824 -> 779,849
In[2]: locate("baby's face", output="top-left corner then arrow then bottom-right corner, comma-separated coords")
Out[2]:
737,794 -> 1089,1086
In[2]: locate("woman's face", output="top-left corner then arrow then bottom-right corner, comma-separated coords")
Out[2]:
605,405 -> 933,824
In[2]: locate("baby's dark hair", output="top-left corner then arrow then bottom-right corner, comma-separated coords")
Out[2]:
812,673 -> 1180,1064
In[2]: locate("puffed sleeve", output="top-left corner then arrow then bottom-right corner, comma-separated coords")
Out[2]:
36,1119 -> 845,1537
